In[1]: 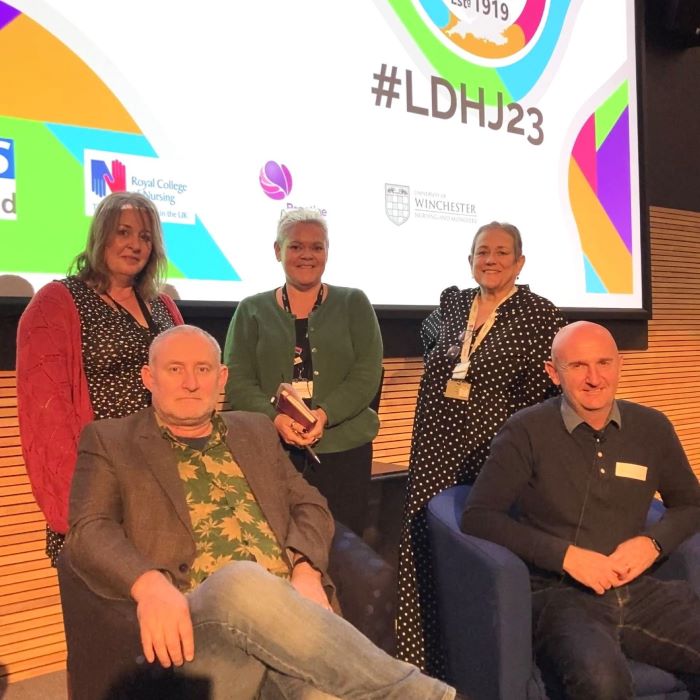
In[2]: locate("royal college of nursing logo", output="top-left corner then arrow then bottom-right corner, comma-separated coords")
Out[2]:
90,157 -> 126,197
385,183 -> 410,226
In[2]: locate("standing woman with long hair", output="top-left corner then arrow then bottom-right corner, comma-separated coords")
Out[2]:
17,192 -> 184,565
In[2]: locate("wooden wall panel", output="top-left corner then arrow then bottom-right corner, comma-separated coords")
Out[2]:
0,372 -> 66,687
2,205 -> 700,685
616,207 -> 700,477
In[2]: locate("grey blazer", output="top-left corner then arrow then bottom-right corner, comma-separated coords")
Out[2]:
64,407 -> 335,602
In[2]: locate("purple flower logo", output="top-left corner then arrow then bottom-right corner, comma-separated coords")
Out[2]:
259,161 -> 293,200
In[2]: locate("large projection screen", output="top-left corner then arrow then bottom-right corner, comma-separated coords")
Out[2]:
0,0 -> 647,314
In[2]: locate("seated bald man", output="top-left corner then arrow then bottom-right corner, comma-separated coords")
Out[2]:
63,324 -> 465,700
461,321 -> 700,700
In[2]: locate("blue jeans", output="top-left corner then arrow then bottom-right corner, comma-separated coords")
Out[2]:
531,574 -> 700,700
180,561 -> 454,700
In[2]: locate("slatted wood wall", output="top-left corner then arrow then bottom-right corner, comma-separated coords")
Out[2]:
1,205 -> 700,686
0,372 -> 67,683
615,207 -> 700,473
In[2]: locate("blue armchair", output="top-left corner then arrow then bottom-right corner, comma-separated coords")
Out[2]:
427,484 -> 700,700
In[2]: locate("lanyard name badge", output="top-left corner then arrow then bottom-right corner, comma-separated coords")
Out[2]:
292,344 -> 313,400
283,284 -> 324,401
444,287 -> 517,402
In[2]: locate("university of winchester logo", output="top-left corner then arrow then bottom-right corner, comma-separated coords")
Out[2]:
385,183 -> 409,226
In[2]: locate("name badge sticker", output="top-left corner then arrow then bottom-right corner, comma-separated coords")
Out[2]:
615,462 -> 648,481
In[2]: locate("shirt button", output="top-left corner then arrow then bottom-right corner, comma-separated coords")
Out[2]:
597,452 -> 603,458
179,563 -> 189,573
600,468 -> 605,474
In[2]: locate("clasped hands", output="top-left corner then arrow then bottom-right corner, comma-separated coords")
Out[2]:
563,536 -> 660,595
274,408 -> 327,447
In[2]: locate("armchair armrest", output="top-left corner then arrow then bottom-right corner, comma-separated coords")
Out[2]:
646,498 -> 700,593
327,521 -> 396,655
652,533 -> 700,594
427,486 -> 534,700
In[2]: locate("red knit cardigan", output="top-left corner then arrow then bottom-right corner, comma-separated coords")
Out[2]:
16,281 -> 184,533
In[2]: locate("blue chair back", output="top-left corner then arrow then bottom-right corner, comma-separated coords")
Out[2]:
427,485 -> 694,700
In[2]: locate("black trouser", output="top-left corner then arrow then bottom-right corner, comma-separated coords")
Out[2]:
531,574 -> 700,700
287,442 -> 372,537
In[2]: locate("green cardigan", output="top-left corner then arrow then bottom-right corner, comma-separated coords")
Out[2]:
223,285 -> 383,454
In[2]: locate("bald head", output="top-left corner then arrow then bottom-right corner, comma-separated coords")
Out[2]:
545,321 -> 622,430
550,321 -> 618,365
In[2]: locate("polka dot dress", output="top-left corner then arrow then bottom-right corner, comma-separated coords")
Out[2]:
396,285 -> 565,676
45,277 -> 179,565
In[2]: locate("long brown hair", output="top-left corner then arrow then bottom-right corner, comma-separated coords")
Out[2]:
71,192 -> 167,300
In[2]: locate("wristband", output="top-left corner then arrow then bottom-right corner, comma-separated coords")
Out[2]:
293,554 -> 313,568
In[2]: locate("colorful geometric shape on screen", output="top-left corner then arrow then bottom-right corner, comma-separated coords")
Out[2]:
388,0 -> 573,104
0,7 -> 139,133
420,0 -> 545,59
0,2 -> 20,30
0,1 -> 239,282
497,1 -> 571,102
0,115 -> 95,274
163,218 -> 239,281
568,82 -> 632,294
597,107 -> 631,253
571,115 -> 596,193
583,256 -> 607,294
46,124 -> 158,161
595,82 -> 628,149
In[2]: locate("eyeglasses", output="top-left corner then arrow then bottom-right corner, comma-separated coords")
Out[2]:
446,328 -> 474,359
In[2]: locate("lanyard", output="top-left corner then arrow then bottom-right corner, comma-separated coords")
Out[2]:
452,286 -> 518,378
281,284 -> 324,316
106,289 -> 158,334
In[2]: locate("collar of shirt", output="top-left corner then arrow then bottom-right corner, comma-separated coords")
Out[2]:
156,411 -> 228,450
560,397 -> 622,435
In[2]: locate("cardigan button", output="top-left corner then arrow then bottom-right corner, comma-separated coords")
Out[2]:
313,370 -> 319,376
311,347 -> 317,353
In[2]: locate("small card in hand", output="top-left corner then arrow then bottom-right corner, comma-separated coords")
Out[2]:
271,383 -> 317,431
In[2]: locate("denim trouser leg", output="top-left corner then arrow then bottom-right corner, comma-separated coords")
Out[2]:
261,673 -> 339,699
532,582 -> 633,700
532,575 -> 700,700
184,561 -> 453,700
182,620 -> 267,699
621,577 -> 700,695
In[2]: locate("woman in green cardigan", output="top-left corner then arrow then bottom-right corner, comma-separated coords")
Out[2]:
223,208 -> 383,535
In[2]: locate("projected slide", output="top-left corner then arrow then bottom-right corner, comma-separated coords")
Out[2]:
0,0 -> 643,310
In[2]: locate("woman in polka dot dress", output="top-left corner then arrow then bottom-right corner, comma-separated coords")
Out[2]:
17,192 -> 184,566
396,222 -> 565,676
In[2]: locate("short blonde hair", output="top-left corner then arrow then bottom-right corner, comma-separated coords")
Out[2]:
276,208 -> 328,246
